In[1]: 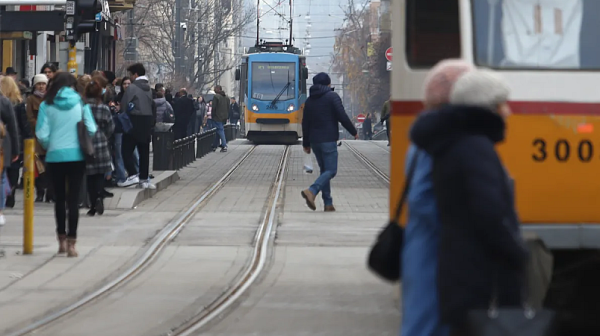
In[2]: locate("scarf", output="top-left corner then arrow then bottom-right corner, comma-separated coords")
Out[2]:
33,90 -> 44,98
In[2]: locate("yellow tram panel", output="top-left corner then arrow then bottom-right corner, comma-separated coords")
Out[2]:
390,112 -> 600,225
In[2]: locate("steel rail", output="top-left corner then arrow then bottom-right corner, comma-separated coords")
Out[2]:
7,145 -> 258,336
171,145 -> 290,336
344,141 -> 390,184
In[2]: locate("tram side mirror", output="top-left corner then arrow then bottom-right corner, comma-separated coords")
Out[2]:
303,67 -> 308,79
235,69 -> 241,81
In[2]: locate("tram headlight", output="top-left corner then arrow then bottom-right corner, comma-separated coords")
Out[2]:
252,104 -> 259,111
287,104 -> 295,112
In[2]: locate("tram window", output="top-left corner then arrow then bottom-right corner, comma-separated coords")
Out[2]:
473,0 -> 600,70
251,62 -> 296,101
406,0 -> 461,68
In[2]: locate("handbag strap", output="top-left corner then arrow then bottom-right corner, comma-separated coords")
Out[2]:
392,150 -> 419,222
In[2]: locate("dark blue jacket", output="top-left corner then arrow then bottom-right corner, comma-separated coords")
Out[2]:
411,105 -> 529,326
302,84 -> 357,147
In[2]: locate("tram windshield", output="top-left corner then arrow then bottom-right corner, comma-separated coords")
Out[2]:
472,0 -> 600,69
250,62 -> 296,101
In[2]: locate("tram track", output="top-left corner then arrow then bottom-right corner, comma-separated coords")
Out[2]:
344,142 -> 390,184
6,144 -> 290,336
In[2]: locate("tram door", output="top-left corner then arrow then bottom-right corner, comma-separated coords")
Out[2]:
236,61 -> 249,137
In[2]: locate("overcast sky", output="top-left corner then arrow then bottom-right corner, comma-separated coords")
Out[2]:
242,0 -> 349,83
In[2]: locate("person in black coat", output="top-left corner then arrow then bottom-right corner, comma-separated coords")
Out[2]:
409,70 -> 529,333
172,90 -> 195,140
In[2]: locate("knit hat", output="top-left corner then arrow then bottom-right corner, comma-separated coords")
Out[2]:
313,72 -> 331,86
422,59 -> 475,108
33,74 -> 48,86
450,69 -> 510,111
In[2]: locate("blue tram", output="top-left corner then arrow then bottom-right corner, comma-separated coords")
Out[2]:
236,42 -> 309,144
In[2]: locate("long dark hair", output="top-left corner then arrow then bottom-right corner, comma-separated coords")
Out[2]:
44,72 -> 77,105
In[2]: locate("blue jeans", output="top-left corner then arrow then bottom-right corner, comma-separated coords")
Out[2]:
0,171 -> 8,210
114,133 -> 139,182
308,142 -> 338,206
212,121 -> 227,148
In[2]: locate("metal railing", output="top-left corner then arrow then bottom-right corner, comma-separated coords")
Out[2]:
153,125 -> 238,171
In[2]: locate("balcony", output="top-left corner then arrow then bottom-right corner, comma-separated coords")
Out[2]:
108,0 -> 135,12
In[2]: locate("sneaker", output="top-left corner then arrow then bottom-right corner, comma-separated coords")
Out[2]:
117,175 -> 139,187
138,181 -> 157,190
0,214 -> 5,226
220,147 -> 227,152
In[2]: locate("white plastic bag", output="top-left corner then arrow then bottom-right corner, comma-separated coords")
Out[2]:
303,153 -> 313,174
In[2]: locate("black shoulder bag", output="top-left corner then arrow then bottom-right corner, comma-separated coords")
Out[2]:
464,272 -> 558,336
367,154 -> 417,282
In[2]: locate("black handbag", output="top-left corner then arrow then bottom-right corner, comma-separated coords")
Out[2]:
367,154 -> 417,282
77,102 -> 95,162
464,276 -> 558,336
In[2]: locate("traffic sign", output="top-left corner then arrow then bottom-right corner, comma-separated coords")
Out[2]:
357,114 -> 366,122
385,47 -> 392,61
66,0 -> 75,15
386,61 -> 392,71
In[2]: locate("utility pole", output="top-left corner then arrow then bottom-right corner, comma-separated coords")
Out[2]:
174,0 -> 181,76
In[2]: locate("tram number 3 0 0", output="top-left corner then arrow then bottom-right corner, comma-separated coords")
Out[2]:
532,138 -> 595,162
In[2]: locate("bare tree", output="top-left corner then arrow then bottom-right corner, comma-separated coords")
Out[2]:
332,0 -> 391,118
117,0 -> 255,93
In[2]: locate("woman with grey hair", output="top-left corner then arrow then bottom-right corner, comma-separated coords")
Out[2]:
410,69 -> 529,335
400,59 -> 474,336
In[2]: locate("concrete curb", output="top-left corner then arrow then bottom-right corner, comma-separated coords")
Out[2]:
105,171 -> 180,210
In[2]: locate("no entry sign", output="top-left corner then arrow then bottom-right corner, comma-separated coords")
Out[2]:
385,47 -> 392,62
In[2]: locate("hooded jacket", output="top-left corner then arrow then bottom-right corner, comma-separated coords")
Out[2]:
410,105 -> 529,326
35,87 -> 97,163
212,91 -> 229,123
302,84 -> 357,147
120,76 -> 156,143
154,97 -> 174,123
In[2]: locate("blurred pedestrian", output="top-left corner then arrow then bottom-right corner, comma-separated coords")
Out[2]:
410,69 -> 529,335
399,59 -> 474,336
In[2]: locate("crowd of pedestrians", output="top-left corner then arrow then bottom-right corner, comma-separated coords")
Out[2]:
0,62 -> 239,257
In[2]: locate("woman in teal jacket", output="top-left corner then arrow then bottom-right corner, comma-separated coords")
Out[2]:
36,72 -> 97,257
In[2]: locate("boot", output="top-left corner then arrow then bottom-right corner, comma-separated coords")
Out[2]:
67,238 -> 78,257
324,205 -> 336,212
57,234 -> 67,254
301,189 -> 316,211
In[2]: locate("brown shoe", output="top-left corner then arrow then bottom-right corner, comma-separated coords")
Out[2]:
301,189 -> 316,211
57,234 -> 67,254
66,238 -> 78,258
324,205 -> 336,212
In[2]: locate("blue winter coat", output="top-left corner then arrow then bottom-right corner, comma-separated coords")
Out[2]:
400,143 -> 449,336
36,87 -> 97,163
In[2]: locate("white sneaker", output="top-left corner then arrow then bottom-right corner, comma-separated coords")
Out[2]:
138,182 -> 156,190
0,214 -> 5,226
117,175 -> 139,187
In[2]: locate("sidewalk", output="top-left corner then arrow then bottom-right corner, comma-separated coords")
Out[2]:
0,140 -> 251,334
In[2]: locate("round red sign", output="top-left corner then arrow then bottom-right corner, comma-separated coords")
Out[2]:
357,114 -> 366,122
385,47 -> 392,62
